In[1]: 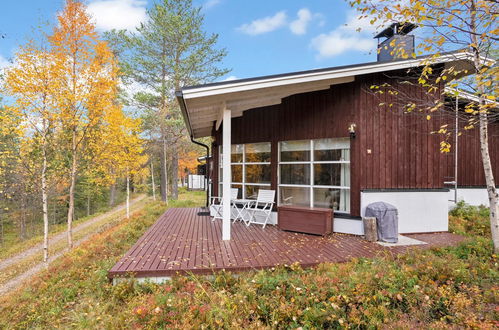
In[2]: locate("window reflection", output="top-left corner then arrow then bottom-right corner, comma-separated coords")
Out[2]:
314,164 -> 350,187
313,188 -> 350,213
280,164 -> 310,185
279,186 -> 310,207
279,138 -> 351,213
280,140 -> 310,162
220,142 -> 272,200
246,164 -> 271,184
245,143 -> 271,162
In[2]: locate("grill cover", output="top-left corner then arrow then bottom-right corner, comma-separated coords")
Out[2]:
365,202 -> 398,243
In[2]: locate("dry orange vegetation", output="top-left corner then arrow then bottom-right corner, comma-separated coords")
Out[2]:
0,196 -> 497,328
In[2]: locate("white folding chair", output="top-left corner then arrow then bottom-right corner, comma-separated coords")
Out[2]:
242,189 -> 275,229
210,188 -> 239,221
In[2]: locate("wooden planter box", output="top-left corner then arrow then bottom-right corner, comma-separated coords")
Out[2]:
278,206 -> 333,236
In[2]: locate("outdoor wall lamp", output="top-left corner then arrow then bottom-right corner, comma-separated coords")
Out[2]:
348,123 -> 357,139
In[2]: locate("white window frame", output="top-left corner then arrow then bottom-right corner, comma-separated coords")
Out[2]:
219,143 -> 271,199
278,139 -> 351,213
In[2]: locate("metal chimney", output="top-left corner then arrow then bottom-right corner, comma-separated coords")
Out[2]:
374,22 -> 417,62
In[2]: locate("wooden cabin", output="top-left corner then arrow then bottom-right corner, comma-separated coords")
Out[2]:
176,49 -> 497,237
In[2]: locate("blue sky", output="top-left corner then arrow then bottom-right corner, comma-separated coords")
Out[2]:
0,0 -> 382,81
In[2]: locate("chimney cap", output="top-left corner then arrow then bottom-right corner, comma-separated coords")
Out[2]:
374,22 -> 417,39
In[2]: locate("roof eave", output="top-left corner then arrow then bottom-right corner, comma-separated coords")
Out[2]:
175,90 -> 193,137
181,51 -> 482,100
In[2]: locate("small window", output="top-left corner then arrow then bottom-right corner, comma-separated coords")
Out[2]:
245,164 -> 271,184
245,143 -> 271,163
279,186 -> 310,207
313,163 -> 350,187
280,164 -> 310,185
313,138 -> 350,162
231,144 -> 244,163
280,140 -> 310,162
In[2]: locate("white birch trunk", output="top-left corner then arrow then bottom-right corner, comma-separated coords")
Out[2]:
479,111 -> 499,253
41,119 -> 49,264
470,2 -> 499,253
67,129 -> 77,248
126,172 -> 130,219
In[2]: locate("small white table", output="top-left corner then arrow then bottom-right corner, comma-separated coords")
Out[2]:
231,198 -> 254,223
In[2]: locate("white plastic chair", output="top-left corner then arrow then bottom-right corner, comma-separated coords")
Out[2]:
242,189 -> 275,228
210,188 -> 239,221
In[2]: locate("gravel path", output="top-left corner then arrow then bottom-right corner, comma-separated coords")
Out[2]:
0,195 -> 147,297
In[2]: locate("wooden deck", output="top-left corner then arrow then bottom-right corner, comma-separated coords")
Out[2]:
109,208 -> 464,279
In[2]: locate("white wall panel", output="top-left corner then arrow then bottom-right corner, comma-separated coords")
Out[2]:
361,191 -> 449,233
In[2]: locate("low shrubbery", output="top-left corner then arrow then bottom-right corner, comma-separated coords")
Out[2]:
449,200 -> 491,237
112,237 -> 497,329
0,196 -> 497,329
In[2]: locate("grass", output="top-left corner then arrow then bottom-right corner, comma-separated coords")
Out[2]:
0,194 -> 497,329
0,195 -> 150,287
0,193 -> 141,261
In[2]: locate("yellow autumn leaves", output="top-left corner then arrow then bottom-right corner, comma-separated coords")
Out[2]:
2,0 -> 146,246
4,0 -> 145,185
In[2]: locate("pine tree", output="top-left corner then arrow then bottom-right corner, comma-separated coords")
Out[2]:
106,0 -> 229,201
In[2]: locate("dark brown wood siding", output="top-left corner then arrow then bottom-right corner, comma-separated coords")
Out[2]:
456,120 -> 499,186
210,72 -> 497,216
356,74 -> 449,193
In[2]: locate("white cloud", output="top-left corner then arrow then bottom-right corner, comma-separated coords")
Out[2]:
342,11 -> 378,33
238,11 -> 287,36
310,9 -> 378,58
86,0 -> 147,31
289,8 -> 312,35
223,75 -> 238,81
311,31 -> 375,57
203,0 -> 221,10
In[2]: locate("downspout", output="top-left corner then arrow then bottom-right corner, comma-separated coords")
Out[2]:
454,93 -> 459,204
191,135 -> 210,210
176,90 -> 211,213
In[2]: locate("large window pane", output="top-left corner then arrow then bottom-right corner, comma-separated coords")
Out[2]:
313,188 -> 350,212
231,144 -> 244,163
246,164 -> 271,184
245,185 -> 271,200
314,138 -> 350,161
220,165 -> 243,183
280,186 -> 310,206
280,164 -> 310,185
280,140 -> 310,162
245,143 -> 271,163
231,165 -> 242,183
314,163 -> 350,186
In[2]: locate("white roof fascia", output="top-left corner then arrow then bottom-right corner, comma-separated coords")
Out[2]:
445,87 -> 498,106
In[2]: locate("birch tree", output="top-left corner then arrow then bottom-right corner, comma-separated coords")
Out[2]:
349,0 -> 499,252
4,38 -> 62,262
49,0 -> 119,247
89,104 -> 146,219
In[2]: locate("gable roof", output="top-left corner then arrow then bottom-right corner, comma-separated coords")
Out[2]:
177,50 -> 491,138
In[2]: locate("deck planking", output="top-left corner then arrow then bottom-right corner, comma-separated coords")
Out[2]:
109,208 -> 465,279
